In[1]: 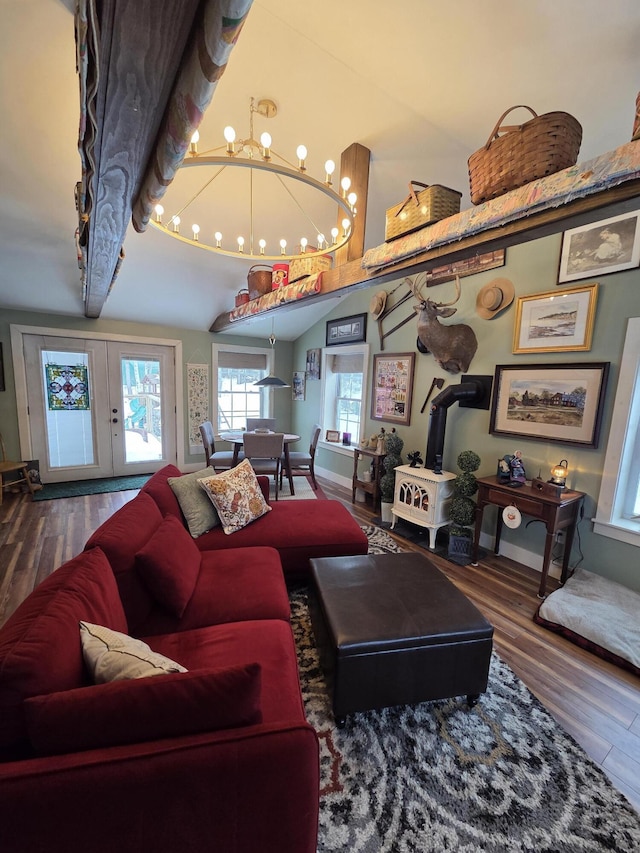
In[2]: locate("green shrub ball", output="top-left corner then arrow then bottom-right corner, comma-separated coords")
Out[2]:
455,471 -> 478,497
449,495 -> 476,527
457,450 -> 481,473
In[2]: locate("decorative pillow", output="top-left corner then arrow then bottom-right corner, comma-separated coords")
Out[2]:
25,663 -> 262,756
198,459 -> 271,535
135,515 -> 201,617
80,621 -> 187,682
167,466 -> 220,537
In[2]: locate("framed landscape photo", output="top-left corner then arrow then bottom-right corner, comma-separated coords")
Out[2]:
326,313 -> 367,346
558,211 -> 640,283
513,284 -> 598,354
371,352 -> 415,426
489,362 -> 609,448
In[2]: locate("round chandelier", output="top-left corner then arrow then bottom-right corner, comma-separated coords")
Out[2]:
149,97 -> 357,262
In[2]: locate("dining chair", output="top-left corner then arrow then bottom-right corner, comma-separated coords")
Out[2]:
246,417 -> 276,432
0,433 -> 36,505
199,421 -> 242,472
242,432 -> 285,500
280,423 -> 321,490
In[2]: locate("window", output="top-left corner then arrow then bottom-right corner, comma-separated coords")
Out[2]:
212,344 -> 272,433
593,317 -> 640,546
320,344 -> 369,447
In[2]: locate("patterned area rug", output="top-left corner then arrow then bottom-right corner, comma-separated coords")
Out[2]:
32,475 -> 151,500
291,525 -> 640,852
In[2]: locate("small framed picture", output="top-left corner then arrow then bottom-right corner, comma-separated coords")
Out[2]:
558,211 -> 640,283
325,429 -> 341,442
292,371 -> 305,401
513,284 -> 598,354
326,313 -> 367,346
305,348 -> 321,380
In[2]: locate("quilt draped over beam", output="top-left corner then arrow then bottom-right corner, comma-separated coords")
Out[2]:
362,141 -> 640,272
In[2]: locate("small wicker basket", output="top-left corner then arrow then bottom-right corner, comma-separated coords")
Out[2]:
385,182 -> 462,241
288,250 -> 332,283
468,105 -> 582,205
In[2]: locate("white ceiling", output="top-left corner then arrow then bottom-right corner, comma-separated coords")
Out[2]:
1,0 -> 639,339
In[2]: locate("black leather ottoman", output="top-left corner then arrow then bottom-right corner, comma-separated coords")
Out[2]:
309,552 -> 494,724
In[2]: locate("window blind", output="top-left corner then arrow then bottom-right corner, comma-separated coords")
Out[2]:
218,351 -> 267,370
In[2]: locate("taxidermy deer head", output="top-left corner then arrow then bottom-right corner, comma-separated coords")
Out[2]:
409,274 -> 478,374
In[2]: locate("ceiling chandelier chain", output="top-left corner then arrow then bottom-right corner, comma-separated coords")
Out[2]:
149,96 -> 356,263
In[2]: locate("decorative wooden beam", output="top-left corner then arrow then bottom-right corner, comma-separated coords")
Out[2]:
334,143 -> 370,267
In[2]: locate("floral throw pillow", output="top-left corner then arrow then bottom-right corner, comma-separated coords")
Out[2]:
198,459 -> 271,535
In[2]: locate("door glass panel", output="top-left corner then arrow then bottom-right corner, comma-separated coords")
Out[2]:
41,350 -> 95,468
121,357 -> 163,463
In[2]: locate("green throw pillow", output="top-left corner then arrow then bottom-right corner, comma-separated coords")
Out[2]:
167,467 -> 220,537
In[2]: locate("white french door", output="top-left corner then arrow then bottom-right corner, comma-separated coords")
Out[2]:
21,334 -> 177,482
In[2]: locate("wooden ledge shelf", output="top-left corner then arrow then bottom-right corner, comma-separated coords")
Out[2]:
209,174 -> 640,334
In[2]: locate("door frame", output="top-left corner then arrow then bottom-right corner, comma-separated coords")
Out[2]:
10,324 -> 184,470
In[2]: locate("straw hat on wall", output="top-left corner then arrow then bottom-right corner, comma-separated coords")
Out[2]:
475,278 -> 515,319
369,290 -> 388,319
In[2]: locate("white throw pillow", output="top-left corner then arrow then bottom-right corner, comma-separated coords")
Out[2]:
80,621 -> 187,683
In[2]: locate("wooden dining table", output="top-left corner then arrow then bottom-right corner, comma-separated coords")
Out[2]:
218,431 -> 301,495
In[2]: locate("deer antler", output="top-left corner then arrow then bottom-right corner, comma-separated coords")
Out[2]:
406,273 -> 428,303
434,274 -> 461,307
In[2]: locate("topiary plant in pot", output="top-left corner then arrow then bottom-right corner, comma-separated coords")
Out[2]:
379,428 -> 404,525
447,449 -> 481,564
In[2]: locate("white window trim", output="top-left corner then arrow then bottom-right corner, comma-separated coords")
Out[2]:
593,316 -> 640,546
318,343 -> 369,455
211,342 -> 273,436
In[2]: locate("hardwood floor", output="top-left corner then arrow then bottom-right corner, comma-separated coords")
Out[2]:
1,478 -> 639,814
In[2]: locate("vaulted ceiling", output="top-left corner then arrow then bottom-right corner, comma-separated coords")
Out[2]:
2,0 -> 639,339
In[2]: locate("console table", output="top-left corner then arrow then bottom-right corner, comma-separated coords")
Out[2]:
352,447 -> 386,510
471,476 -> 586,598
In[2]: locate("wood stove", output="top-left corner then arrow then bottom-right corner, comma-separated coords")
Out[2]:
391,465 -> 455,549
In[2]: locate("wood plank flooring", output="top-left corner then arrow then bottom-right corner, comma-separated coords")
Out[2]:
1,478 -> 639,814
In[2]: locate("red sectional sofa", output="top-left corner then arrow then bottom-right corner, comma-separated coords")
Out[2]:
0,465 -> 368,853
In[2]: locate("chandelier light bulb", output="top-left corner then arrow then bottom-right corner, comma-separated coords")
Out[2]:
280,239 -> 287,255
324,160 -> 335,184
237,236 -> 245,252
224,125 -> 236,154
347,191 -> 357,210
330,227 -> 339,244
260,131 -> 272,160
342,217 -> 351,236
317,233 -> 325,250
189,130 -> 199,154
214,231 -> 222,247
300,237 -> 308,253
154,204 -> 164,223
192,223 -> 200,241
296,144 -> 307,171
172,215 -> 180,233
340,176 -> 351,197
259,238 -> 266,255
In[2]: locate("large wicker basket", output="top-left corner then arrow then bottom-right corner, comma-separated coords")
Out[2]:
468,105 -> 582,205
385,181 -> 462,241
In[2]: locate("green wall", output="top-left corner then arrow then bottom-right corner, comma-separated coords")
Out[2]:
2,229 -> 639,593
290,234 -> 640,594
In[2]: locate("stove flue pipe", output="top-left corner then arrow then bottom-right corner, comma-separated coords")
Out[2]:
425,381 -> 484,472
